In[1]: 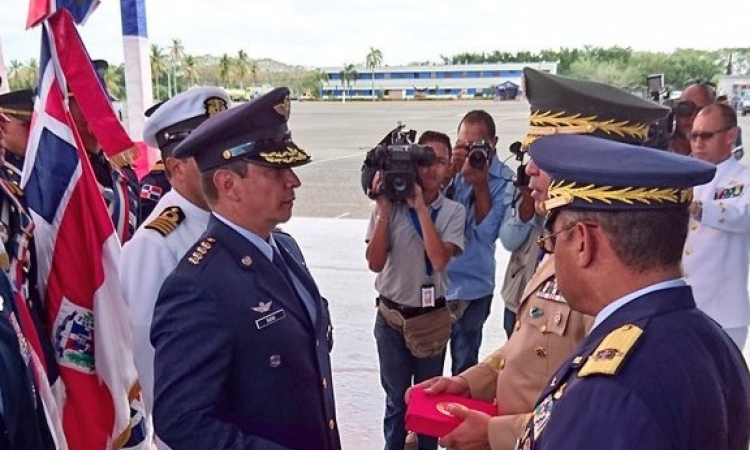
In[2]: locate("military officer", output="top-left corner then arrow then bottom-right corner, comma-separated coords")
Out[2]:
120,86 -> 230,421
67,93 -> 141,243
409,68 -> 671,449
0,271 -> 56,450
138,100 -> 174,219
684,103 -> 750,349
150,87 -> 340,450
0,89 -> 34,185
517,134 -> 749,449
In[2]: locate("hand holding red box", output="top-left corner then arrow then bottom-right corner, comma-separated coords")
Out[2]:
405,387 -> 497,438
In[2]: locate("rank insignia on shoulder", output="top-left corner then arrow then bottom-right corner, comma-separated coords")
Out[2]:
145,206 -> 185,236
188,238 -> 215,265
578,324 -> 643,377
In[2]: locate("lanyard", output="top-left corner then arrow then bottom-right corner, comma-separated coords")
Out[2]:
408,207 -> 440,276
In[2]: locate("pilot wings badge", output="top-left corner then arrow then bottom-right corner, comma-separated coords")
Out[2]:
252,301 -> 273,314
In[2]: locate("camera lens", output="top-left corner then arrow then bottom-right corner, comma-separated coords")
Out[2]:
392,176 -> 408,193
468,149 -> 487,169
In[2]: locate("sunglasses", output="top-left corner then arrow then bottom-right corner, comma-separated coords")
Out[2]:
687,126 -> 733,141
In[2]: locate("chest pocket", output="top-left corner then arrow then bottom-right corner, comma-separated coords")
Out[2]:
529,278 -> 571,336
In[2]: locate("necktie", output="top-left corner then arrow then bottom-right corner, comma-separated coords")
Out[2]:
272,248 -> 297,291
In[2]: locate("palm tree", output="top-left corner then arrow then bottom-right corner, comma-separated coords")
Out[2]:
26,58 -> 38,89
236,50 -> 250,90
183,55 -> 199,87
339,63 -> 358,103
365,47 -> 383,101
219,54 -> 233,88
8,60 -> 23,89
169,38 -> 185,95
103,64 -> 123,99
150,44 -> 167,100
249,61 -> 260,89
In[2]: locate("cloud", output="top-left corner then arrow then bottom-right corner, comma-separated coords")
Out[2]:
2,0 -> 750,69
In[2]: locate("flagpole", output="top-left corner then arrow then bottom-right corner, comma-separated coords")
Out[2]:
120,0 -> 153,142
0,35 -> 8,94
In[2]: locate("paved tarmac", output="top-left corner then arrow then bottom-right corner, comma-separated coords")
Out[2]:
280,100 -> 750,449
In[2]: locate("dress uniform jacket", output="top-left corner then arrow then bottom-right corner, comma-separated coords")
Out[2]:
120,189 -> 210,413
460,255 -> 592,450
517,285 -> 750,450
151,215 -> 340,450
0,274 -> 55,450
683,156 -> 750,329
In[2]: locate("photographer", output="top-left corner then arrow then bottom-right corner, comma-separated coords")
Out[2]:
366,130 -> 466,450
445,110 -> 535,376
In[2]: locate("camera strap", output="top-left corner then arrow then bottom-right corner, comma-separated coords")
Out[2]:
408,207 -> 440,276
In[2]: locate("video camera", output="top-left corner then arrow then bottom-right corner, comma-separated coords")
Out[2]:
645,73 -> 675,150
361,123 -> 436,203
508,141 -> 529,187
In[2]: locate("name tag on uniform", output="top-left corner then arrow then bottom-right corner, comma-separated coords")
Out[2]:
255,309 -> 286,329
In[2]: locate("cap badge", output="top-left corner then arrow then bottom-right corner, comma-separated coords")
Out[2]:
260,146 -> 310,165
204,97 -> 228,117
273,96 -> 291,121
544,179 -> 693,212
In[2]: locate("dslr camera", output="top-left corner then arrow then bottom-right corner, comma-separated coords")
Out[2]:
465,140 -> 493,169
361,123 -> 436,203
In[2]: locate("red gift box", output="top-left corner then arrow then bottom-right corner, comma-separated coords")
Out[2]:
406,388 -> 497,438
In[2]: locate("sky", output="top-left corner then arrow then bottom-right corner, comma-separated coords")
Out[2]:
2,0 -> 750,69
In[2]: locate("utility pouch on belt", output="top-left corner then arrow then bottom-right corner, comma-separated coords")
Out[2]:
401,306 -> 453,359
377,298 -> 453,359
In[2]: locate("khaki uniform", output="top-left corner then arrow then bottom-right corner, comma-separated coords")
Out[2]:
460,255 -> 593,450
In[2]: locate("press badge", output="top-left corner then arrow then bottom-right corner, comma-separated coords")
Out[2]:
421,284 -> 436,307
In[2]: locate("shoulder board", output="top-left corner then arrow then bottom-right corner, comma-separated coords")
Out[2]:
578,324 -> 643,378
187,237 -> 217,266
145,206 -> 185,237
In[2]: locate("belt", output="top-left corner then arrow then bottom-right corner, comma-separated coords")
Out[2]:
377,296 -> 446,319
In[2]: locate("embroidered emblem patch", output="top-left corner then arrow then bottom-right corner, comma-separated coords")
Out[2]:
53,299 -> 95,373
139,184 -> 163,201
533,394 -> 555,439
714,182 -> 745,200
204,97 -> 228,117
251,301 -> 273,314
537,279 -> 566,303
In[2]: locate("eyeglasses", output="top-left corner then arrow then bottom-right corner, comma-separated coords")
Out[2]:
536,222 -> 579,255
687,126 -> 733,141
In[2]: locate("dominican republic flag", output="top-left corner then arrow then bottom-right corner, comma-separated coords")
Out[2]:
27,0 -> 101,28
22,10 -> 148,450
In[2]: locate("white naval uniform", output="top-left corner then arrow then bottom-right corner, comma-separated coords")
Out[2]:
120,189 -> 210,413
683,156 -> 750,332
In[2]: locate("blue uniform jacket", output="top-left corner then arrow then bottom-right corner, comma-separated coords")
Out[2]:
151,216 -> 340,450
0,274 -> 54,450
519,286 -> 750,450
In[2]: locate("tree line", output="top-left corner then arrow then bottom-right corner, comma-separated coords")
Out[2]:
5,44 -> 750,101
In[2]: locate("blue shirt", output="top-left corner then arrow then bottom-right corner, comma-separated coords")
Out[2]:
591,278 -> 686,332
446,155 -> 534,301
